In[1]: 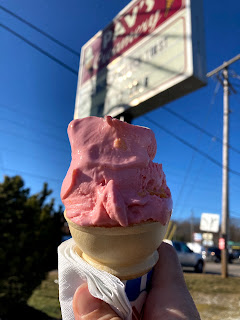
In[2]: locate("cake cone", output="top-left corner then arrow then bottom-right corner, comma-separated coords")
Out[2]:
64,211 -> 168,280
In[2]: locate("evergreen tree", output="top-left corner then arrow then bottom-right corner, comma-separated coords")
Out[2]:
0,175 -> 63,311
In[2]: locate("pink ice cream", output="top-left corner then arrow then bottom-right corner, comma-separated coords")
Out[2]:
61,116 -> 172,227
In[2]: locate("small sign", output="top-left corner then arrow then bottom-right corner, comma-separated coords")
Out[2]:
219,238 -> 225,250
202,233 -> 213,241
200,213 -> 220,233
202,239 -> 214,247
193,233 -> 202,242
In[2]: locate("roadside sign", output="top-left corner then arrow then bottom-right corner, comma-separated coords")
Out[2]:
74,0 -> 206,119
200,213 -> 220,233
202,233 -> 213,240
202,240 -> 214,247
219,238 -> 225,250
193,233 -> 202,242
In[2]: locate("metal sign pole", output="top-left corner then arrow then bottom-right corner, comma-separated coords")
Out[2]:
221,67 -> 229,278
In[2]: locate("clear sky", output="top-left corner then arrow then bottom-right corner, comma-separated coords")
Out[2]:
1,0 -> 240,226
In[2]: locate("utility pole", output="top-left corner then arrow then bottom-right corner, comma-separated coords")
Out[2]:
221,67 -> 229,278
207,54 -> 240,278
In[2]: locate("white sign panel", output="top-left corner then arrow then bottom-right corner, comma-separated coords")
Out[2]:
193,233 -> 202,242
200,213 -> 220,233
202,240 -> 214,247
202,233 -> 213,240
74,0 -> 206,119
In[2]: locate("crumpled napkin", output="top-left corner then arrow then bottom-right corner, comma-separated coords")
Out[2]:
58,238 -> 132,320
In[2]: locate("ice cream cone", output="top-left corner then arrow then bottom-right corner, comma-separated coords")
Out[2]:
64,211 -> 168,280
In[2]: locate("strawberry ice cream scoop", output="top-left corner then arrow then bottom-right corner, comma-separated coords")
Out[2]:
61,116 -> 172,227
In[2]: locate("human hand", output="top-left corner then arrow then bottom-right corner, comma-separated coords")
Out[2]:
73,282 -> 121,320
142,242 -> 200,319
72,242 -> 200,320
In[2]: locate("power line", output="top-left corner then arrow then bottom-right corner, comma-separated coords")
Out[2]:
168,177 -> 221,194
1,23 -> 78,75
143,115 -> 240,177
2,146 -> 69,167
229,69 -> 240,80
173,203 -> 221,213
230,210 -> 240,217
174,126 -> 222,220
162,167 -> 240,194
172,79 -> 226,219
1,166 -> 62,184
163,106 -> 240,155
0,103 -> 68,131
1,117 -> 69,144
0,5 -> 80,56
171,97 -> 217,218
166,168 -> 221,185
0,128 -> 69,154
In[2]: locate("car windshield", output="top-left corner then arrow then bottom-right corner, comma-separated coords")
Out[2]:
173,242 -> 181,252
182,243 -> 192,253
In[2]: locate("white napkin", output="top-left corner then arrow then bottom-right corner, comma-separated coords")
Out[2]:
58,238 -> 132,320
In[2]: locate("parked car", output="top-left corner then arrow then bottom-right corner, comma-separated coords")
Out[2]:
187,242 -> 207,260
164,240 -> 204,273
206,246 -> 234,263
232,249 -> 240,260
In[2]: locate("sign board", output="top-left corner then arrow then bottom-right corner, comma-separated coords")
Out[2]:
200,213 -> 220,233
202,240 -> 214,247
74,0 -> 206,119
219,237 -> 225,250
202,233 -> 213,241
193,233 -> 202,242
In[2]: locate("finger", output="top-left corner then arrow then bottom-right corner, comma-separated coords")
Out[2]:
152,242 -> 186,288
143,242 -> 200,320
72,283 -> 122,320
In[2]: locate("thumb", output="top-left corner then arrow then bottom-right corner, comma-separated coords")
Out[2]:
72,283 -> 122,320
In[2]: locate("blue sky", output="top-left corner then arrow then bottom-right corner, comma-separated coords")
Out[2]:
1,0 -> 240,226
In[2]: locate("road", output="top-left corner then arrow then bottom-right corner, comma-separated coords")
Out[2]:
183,260 -> 240,277
204,260 -> 240,277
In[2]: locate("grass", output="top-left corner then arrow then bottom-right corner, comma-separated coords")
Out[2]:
27,271 -> 61,319
27,271 -> 240,320
184,273 -> 240,294
184,273 -> 240,320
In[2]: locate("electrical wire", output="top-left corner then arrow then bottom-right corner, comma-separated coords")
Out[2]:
1,166 -> 62,184
173,203 -> 221,213
0,103 -> 68,131
172,79 -> 223,218
0,128 -> 69,154
1,117 -> 69,144
143,115 -> 240,177
1,146 -> 69,167
229,69 -> 240,80
0,4 -> 80,56
174,125 -> 222,220
230,210 -> 240,217
163,74 -> 231,217
163,106 -> 240,155
1,23 -> 78,75
168,177 -> 221,194
169,91 -> 218,217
